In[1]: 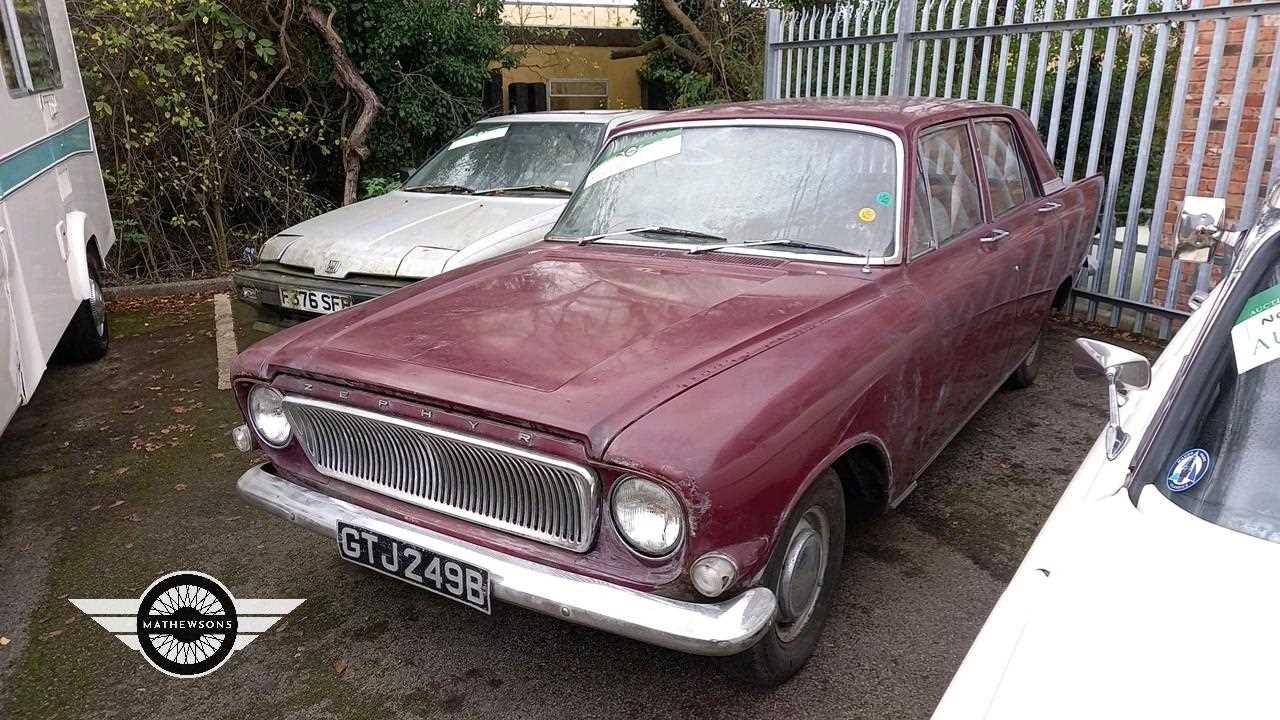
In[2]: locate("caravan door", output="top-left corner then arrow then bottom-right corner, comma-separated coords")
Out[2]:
0,217 -> 22,428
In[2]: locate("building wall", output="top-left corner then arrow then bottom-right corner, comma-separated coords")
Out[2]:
499,45 -> 645,111
1154,8 -> 1280,319
501,2 -> 639,29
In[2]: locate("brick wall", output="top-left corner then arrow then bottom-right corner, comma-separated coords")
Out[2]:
1152,5 -> 1280,325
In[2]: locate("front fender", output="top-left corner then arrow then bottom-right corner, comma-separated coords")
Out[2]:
603,291 -> 922,584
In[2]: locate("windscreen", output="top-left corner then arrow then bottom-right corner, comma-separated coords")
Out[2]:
406,121 -> 606,193
551,125 -> 900,258
1158,254 -> 1280,542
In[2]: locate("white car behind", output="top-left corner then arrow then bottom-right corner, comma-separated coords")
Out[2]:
233,109 -> 656,327
933,190 -> 1280,719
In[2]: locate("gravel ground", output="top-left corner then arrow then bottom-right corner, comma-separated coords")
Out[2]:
0,297 -> 1159,719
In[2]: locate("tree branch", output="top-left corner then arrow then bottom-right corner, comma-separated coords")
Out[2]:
303,2 -> 381,205
659,0 -> 713,56
611,33 -> 706,71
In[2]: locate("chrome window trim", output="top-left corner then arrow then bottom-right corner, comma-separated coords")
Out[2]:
284,394 -> 600,552
548,118 -> 907,266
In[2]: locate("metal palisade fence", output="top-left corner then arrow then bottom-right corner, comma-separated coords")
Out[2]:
762,0 -> 1280,337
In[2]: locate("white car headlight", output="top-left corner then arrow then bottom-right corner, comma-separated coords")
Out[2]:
248,385 -> 292,447
397,247 -> 456,279
611,476 -> 684,556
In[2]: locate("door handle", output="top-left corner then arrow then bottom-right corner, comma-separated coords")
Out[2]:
980,229 -> 1010,243
1037,202 -> 1062,213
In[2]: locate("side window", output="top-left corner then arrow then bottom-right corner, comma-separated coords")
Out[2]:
910,168 -> 936,258
2,0 -> 62,93
917,125 -> 984,245
974,120 -> 1035,217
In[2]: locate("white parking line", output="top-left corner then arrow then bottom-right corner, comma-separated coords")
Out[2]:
213,293 -> 237,390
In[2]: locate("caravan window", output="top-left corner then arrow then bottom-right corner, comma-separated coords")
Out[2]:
2,0 -> 61,93
0,3 -> 15,89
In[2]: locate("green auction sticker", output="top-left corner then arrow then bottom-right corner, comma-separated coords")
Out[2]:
876,191 -> 893,207
1231,283 -> 1280,374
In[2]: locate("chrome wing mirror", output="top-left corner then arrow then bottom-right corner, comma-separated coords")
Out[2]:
1073,338 -> 1151,460
1174,195 -> 1235,263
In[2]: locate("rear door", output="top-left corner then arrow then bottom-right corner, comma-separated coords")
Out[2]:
972,118 -> 1058,372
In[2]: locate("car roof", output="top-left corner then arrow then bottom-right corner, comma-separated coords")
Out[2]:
615,97 -> 1021,135
477,109 -> 661,126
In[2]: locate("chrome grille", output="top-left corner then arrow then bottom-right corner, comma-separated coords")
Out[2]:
283,395 -> 598,551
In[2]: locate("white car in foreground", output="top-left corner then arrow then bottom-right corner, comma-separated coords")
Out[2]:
933,191 -> 1280,720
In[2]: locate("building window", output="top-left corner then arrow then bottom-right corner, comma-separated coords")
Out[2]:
548,79 -> 608,110
2,0 -> 62,94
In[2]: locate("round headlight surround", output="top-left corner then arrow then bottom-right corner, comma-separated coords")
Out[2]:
248,385 -> 292,448
610,475 -> 685,557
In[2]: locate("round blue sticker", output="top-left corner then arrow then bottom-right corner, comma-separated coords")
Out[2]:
876,191 -> 893,207
1167,448 -> 1211,493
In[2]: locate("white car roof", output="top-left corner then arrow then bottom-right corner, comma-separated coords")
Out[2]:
476,110 -> 661,127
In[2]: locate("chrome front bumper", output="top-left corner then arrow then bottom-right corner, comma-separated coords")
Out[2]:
237,464 -> 777,656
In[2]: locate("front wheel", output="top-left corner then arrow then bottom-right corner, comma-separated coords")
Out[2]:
722,469 -> 846,686
53,256 -> 109,363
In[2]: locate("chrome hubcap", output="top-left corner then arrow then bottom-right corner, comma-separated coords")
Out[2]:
775,506 -> 828,641
89,276 -> 106,337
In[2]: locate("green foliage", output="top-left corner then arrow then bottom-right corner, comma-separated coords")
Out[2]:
634,0 -> 773,108
335,0 -> 518,176
359,175 -> 401,199
69,0 -> 513,281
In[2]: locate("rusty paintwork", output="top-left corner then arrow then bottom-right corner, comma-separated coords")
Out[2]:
233,98 -> 1103,597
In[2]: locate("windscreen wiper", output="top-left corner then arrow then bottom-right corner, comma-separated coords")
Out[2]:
687,238 -> 866,257
571,225 -> 727,247
403,184 -> 476,194
474,185 -> 573,196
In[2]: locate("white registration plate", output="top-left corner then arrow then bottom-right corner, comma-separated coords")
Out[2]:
279,287 -> 352,315
338,522 -> 492,613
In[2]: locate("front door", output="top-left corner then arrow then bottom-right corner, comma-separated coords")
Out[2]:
972,118 -> 1057,373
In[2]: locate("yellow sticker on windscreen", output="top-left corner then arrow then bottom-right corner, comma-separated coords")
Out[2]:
858,207 -> 877,223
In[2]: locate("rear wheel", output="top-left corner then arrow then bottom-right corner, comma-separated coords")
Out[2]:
53,254 -> 109,363
722,469 -> 846,686
1005,326 -> 1042,389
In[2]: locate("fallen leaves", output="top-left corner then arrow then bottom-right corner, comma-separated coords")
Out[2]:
174,483 -> 188,491
333,658 -> 350,676
0,636 -> 9,646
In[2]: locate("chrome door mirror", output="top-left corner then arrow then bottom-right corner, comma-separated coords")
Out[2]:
1174,196 -> 1226,263
1073,338 -> 1151,460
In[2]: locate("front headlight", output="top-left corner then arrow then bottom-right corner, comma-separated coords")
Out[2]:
397,246 -> 455,279
248,385 -> 292,447
611,476 -> 683,556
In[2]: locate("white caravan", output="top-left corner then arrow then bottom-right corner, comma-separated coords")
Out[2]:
0,0 -> 113,433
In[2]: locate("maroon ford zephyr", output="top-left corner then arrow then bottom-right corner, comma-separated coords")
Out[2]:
231,98 -> 1103,685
